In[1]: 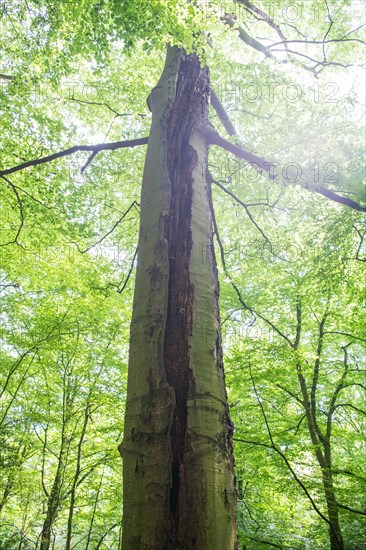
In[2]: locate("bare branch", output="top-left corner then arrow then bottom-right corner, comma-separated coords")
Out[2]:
239,496 -> 261,532
311,312 -> 328,424
323,330 -> 366,343
332,469 -> 366,483
341,23 -> 366,40
228,106 -> 273,121
209,204 -> 295,348
81,151 -> 98,174
70,201 -> 139,254
67,97 -> 147,119
222,16 -> 273,57
233,437 -> 333,530
352,225 -> 366,262
311,185 -> 366,212
236,0 -> 287,46
276,384 -> 304,406
294,300 -> 302,350
0,179 -> 62,212
210,89 -> 237,136
116,246 -> 138,295
0,137 -> 149,177
326,345 -> 350,440
246,535 -> 284,549
268,37 -> 366,49
336,502 -> 366,516
203,125 -> 275,177
324,0 -> 334,45
270,48 -> 363,71
210,176 -> 272,247
249,362 -> 275,447
334,403 -> 366,417
94,246 -> 138,295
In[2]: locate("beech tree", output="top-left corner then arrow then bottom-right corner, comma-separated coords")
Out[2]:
0,1 -> 365,549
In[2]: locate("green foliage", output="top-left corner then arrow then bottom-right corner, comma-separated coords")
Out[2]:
1,0 -> 365,548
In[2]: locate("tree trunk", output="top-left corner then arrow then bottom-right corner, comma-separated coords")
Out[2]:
119,46 -> 238,549
321,458 -> 344,550
65,402 -> 90,550
39,464 -> 63,550
297,367 -> 344,550
40,392 -> 70,549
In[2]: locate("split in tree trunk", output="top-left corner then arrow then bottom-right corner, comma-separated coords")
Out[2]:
119,46 -> 238,550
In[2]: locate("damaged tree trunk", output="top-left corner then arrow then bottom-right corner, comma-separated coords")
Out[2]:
119,46 -> 238,549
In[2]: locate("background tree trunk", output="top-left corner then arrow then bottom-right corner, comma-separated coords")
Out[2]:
119,46 -> 238,549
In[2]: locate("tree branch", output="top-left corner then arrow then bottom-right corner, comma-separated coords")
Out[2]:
94,246 -> 138,295
0,175 -> 24,246
70,201 -> 139,254
336,502 -> 366,516
334,402 -> 366,417
268,37 -> 365,49
67,96 -> 147,119
270,48 -> 362,71
276,384 -> 304,406
311,311 -> 327,429
312,185 -> 366,212
236,0 -> 287,46
210,210 -> 296,347
323,330 -> 366,343
332,469 -> 366,483
222,17 -> 273,57
326,345 -> 350,440
246,535 -> 283,549
0,137 -> 149,177
203,125 -> 275,177
352,225 -> 366,262
233,437 -> 333,530
210,89 -> 237,136
210,176 -> 273,248
249,362 -> 275,447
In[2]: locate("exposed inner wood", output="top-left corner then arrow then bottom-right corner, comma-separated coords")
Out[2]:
121,47 -> 238,549
164,54 -> 209,545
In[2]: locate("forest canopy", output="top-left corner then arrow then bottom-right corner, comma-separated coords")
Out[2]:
0,1 -> 365,549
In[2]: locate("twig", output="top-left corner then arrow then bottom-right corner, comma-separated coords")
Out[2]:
233,436 -> 334,530
211,176 -> 273,248
78,201 -> 139,254
209,194 -> 296,348
246,535 -> 283,549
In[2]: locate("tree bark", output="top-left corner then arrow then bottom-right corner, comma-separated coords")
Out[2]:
119,46 -> 238,549
39,442 -> 66,550
296,365 -> 344,550
65,402 -> 90,550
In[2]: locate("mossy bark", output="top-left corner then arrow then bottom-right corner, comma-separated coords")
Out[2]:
119,46 -> 237,549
